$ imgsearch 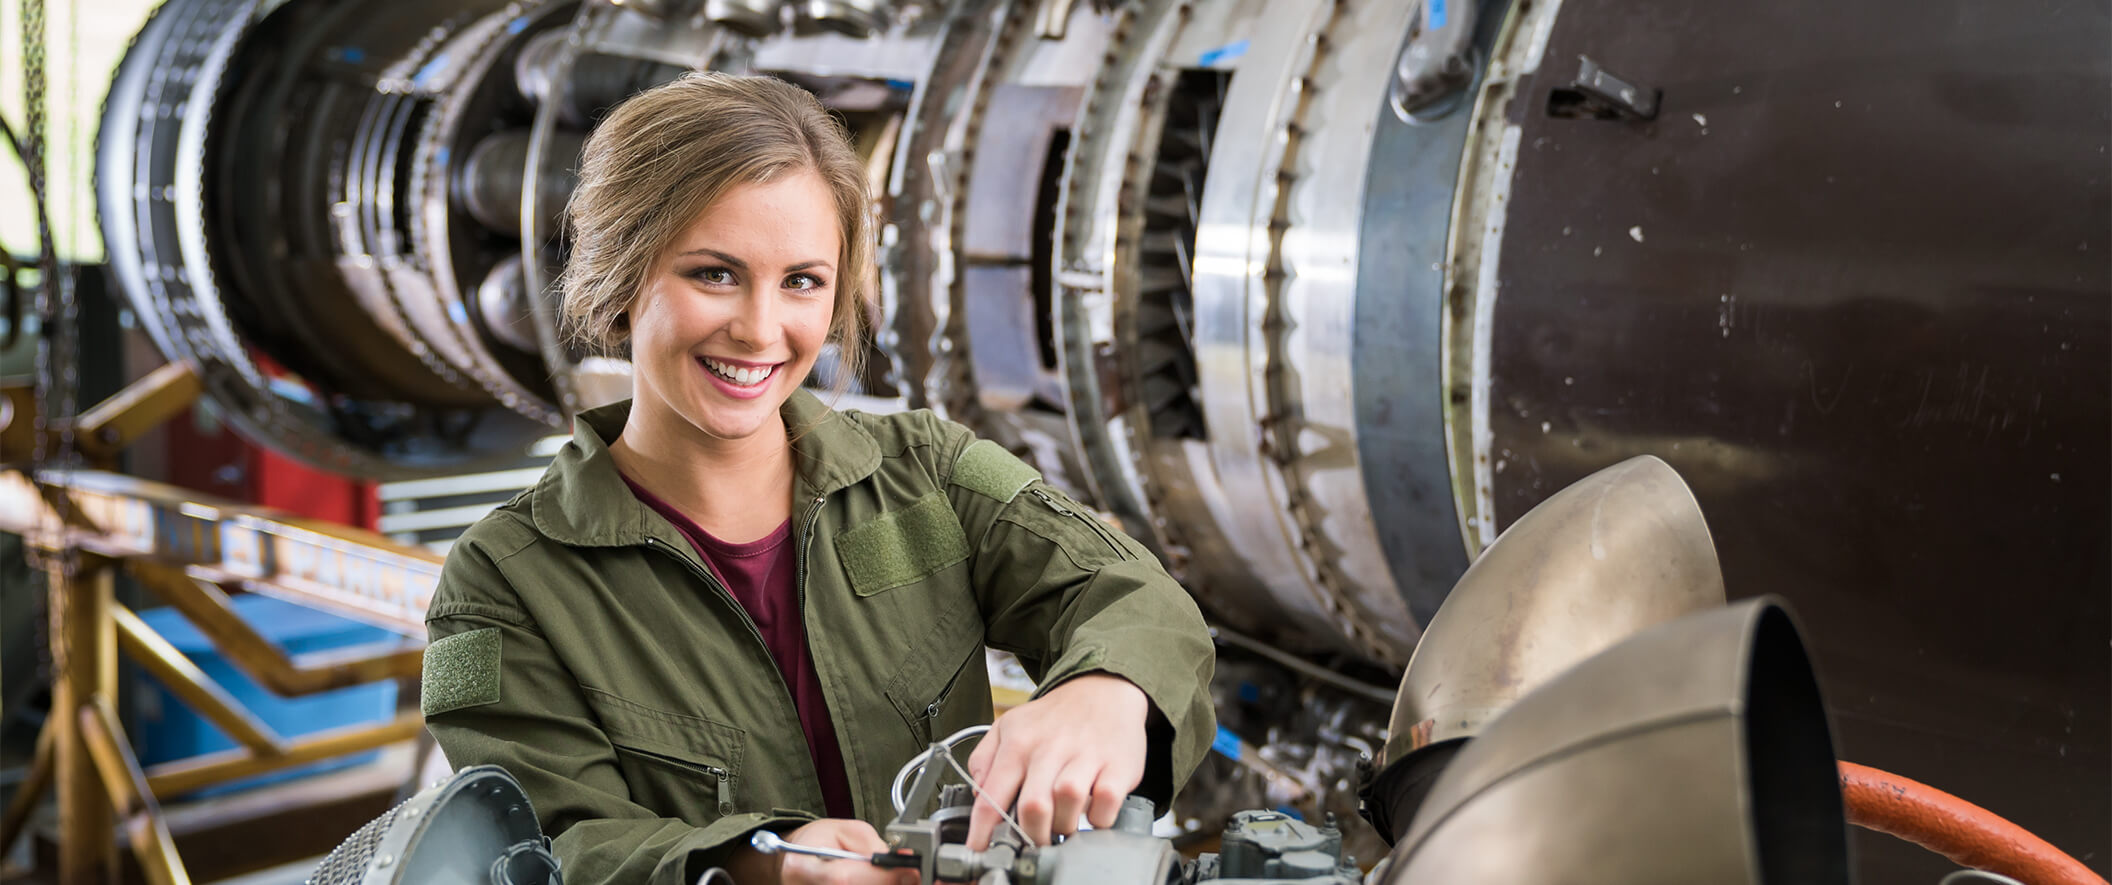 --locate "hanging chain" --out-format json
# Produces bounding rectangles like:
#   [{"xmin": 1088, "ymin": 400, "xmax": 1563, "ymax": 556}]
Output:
[{"xmin": 24, "ymin": 0, "xmax": 80, "ymax": 684}]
